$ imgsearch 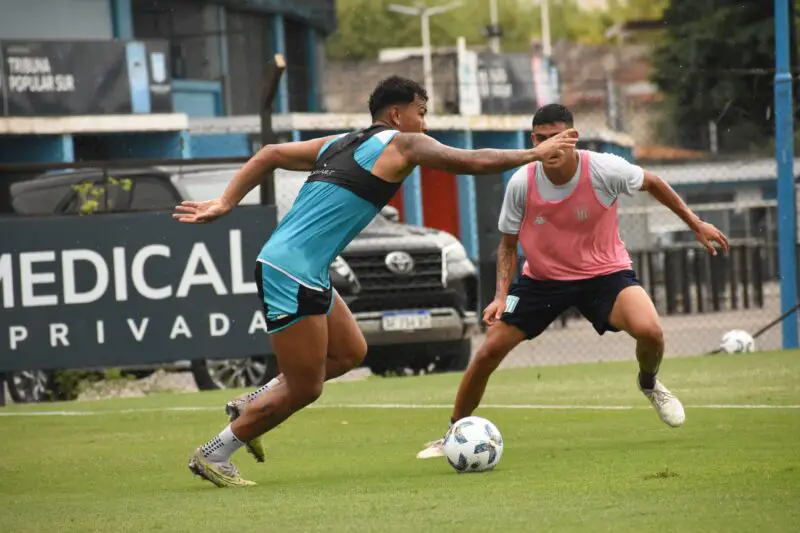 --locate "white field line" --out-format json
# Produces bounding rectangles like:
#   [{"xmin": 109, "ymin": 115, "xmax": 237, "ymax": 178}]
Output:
[{"xmin": 0, "ymin": 403, "xmax": 799, "ymax": 417}]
